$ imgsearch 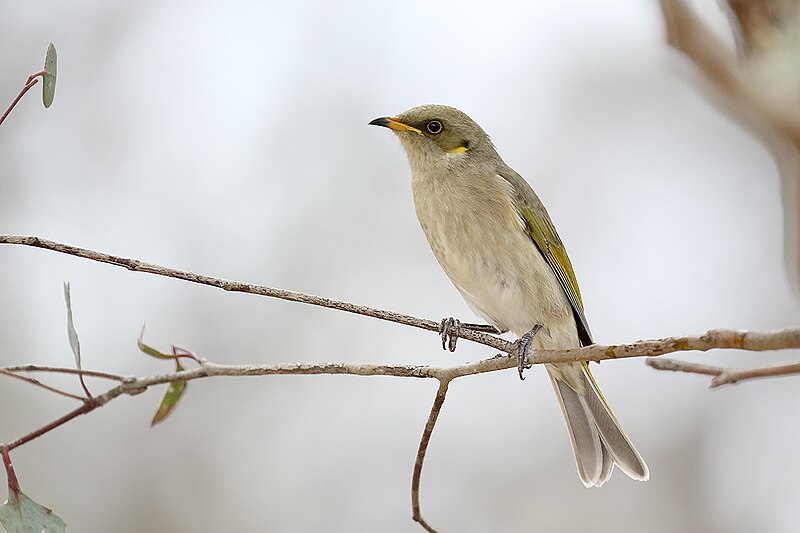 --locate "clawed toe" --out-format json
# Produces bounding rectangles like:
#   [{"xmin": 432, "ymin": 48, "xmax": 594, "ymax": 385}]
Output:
[
  {"xmin": 515, "ymin": 324, "xmax": 543, "ymax": 380},
  {"xmin": 439, "ymin": 319, "xmax": 505, "ymax": 353},
  {"xmin": 439, "ymin": 317, "xmax": 461, "ymax": 352}
]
